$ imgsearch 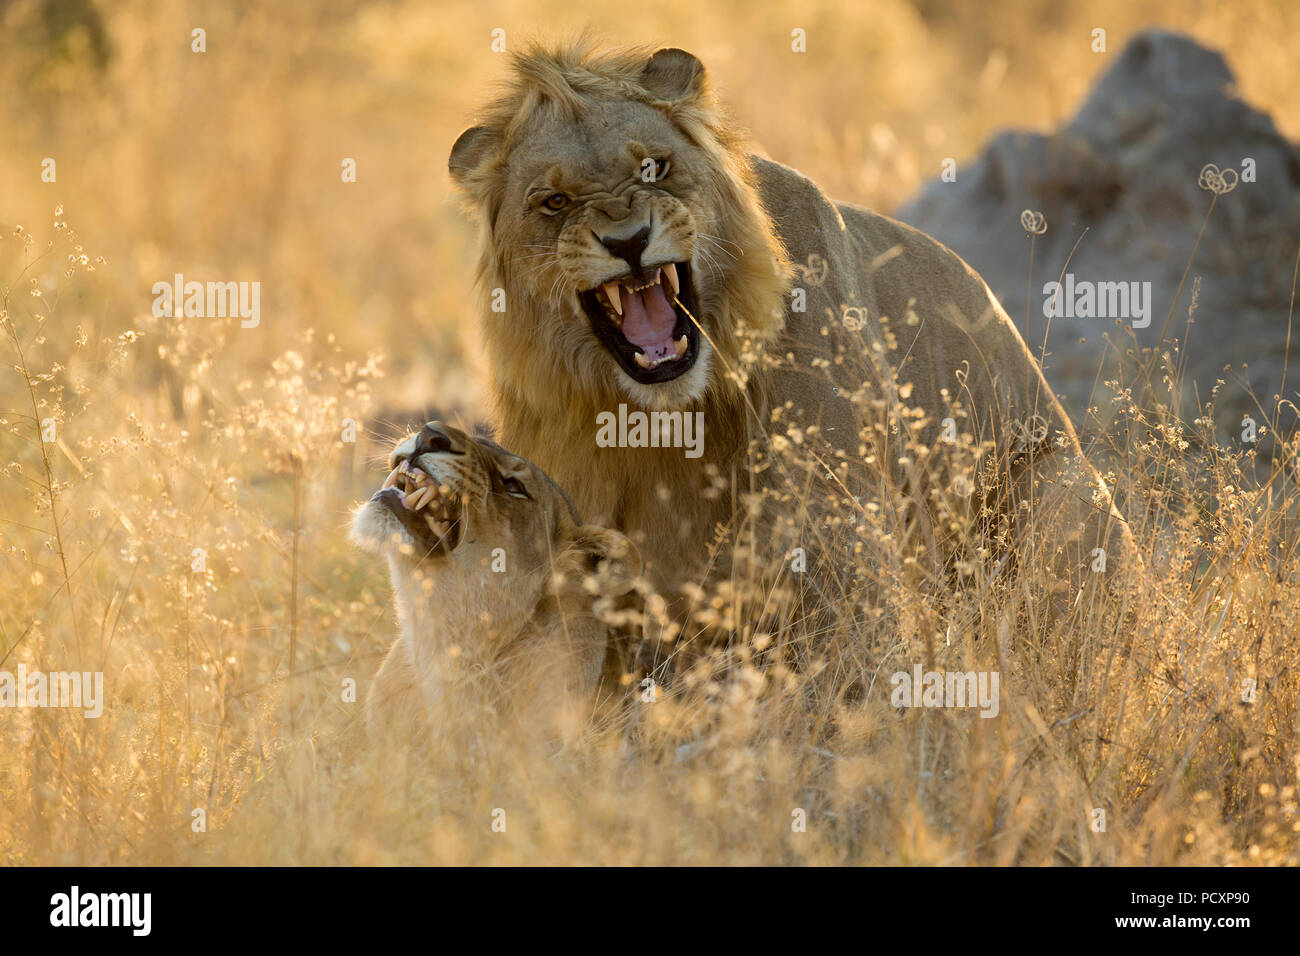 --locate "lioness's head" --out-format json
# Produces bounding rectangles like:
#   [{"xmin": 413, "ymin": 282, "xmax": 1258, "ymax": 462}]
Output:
[
  {"xmin": 351, "ymin": 422, "xmax": 635, "ymax": 628},
  {"xmin": 449, "ymin": 41, "xmax": 789, "ymax": 412}
]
